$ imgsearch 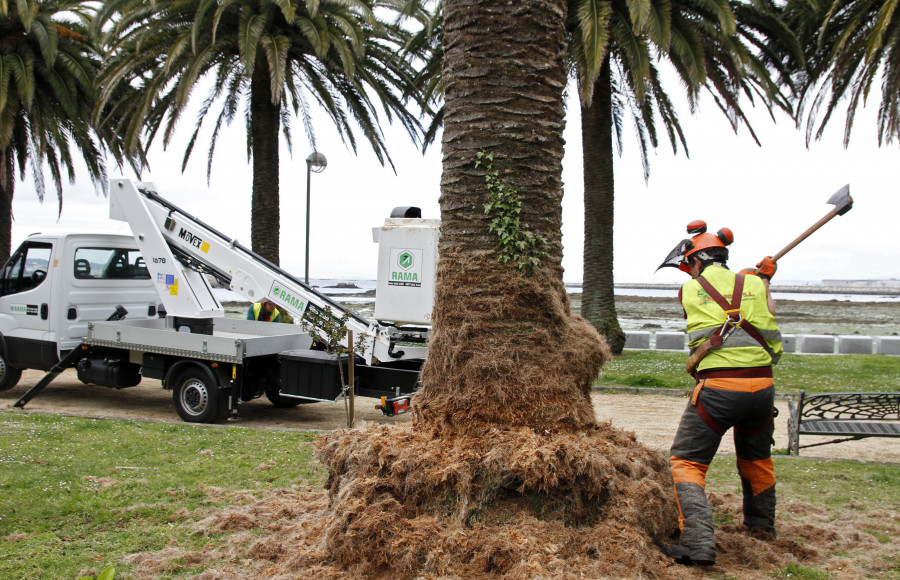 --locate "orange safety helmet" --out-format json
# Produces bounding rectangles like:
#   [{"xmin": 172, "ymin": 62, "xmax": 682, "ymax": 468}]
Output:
[{"xmin": 657, "ymin": 220, "xmax": 734, "ymax": 274}]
